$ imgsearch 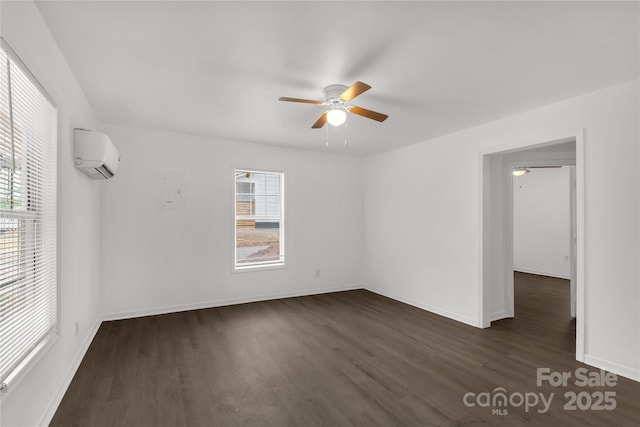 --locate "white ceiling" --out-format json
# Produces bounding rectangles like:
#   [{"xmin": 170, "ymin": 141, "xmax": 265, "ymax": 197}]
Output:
[{"xmin": 35, "ymin": 1, "xmax": 638, "ymax": 156}]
